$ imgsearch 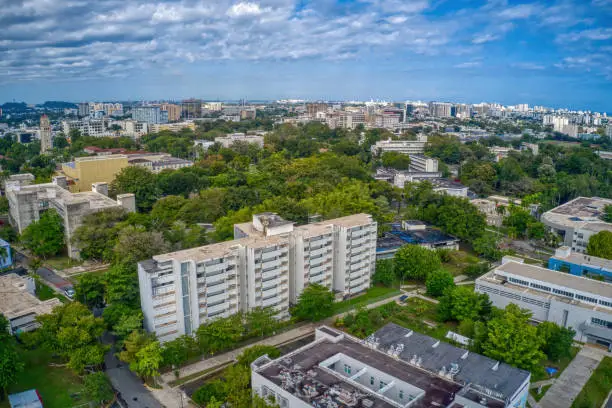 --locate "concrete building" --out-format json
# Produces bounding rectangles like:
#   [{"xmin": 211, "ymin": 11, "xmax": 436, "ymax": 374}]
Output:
[
  {"xmin": 476, "ymin": 257, "xmax": 612, "ymax": 349},
  {"xmin": 338, "ymin": 112, "xmax": 366, "ymax": 129},
  {"xmin": 160, "ymin": 103, "xmax": 181, "ymax": 122},
  {"xmin": 376, "ymin": 221, "xmax": 459, "ymax": 259},
  {"xmin": 137, "ymin": 213, "xmax": 377, "ymax": 342},
  {"xmin": 39, "ymin": 114, "xmax": 52, "ymax": 153},
  {"xmin": 215, "ymin": 133, "xmax": 264, "ymax": 148},
  {"xmin": 0, "ymin": 273, "xmax": 62, "ymax": 334},
  {"xmin": 549, "ymin": 246, "xmax": 612, "ymax": 282},
  {"xmin": 408, "ymin": 155, "xmax": 438, "ymax": 172},
  {"xmin": 470, "ymin": 196, "xmax": 522, "ymax": 227},
  {"xmin": 78, "ymin": 102, "xmax": 90, "ymax": 117},
  {"xmin": 252, "ymin": 324, "xmax": 531, "ymax": 408},
  {"xmin": 129, "ymin": 156, "xmax": 193, "ymax": 173},
  {"xmin": 62, "ymin": 119, "xmax": 112, "ymax": 138},
  {"xmin": 5, "ymin": 174, "xmax": 135, "ymax": 258},
  {"xmin": 59, "ymin": 155, "xmax": 129, "ymax": 192},
  {"xmin": 181, "ymin": 99, "xmax": 202, "ymax": 119},
  {"xmin": 149, "ymin": 121, "xmax": 196, "ymax": 133},
  {"xmin": 306, "ymin": 103, "xmax": 328, "ymax": 117},
  {"xmin": 123, "ymin": 120, "xmax": 149, "ymax": 138},
  {"xmin": 429, "ymin": 102, "xmax": 453, "ymax": 118},
  {"xmin": 131, "ymin": 106, "xmax": 168, "ymax": 124},
  {"xmin": 541, "ymin": 197, "xmax": 612, "ymax": 252},
  {"xmin": 371, "ymin": 138, "xmax": 427, "ymax": 156},
  {"xmin": 489, "ymin": 146, "xmax": 517, "ymax": 162}
]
